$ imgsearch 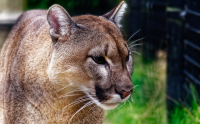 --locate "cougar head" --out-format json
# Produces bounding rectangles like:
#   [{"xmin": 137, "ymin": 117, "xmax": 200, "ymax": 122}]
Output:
[{"xmin": 47, "ymin": 1, "xmax": 133, "ymax": 110}]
